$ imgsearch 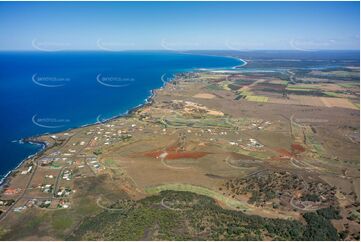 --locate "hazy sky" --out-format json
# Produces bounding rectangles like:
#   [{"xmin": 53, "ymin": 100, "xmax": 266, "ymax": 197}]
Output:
[{"xmin": 0, "ymin": 1, "xmax": 359, "ymax": 51}]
